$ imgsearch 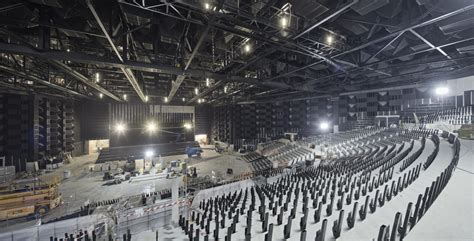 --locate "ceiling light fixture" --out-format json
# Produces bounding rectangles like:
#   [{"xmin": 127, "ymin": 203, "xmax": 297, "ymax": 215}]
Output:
[
  {"xmin": 95, "ymin": 73, "xmax": 100, "ymax": 83},
  {"xmin": 280, "ymin": 16, "xmax": 288, "ymax": 28},
  {"xmin": 244, "ymin": 44, "xmax": 251, "ymax": 53},
  {"xmin": 326, "ymin": 35, "xmax": 334, "ymax": 45}
]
